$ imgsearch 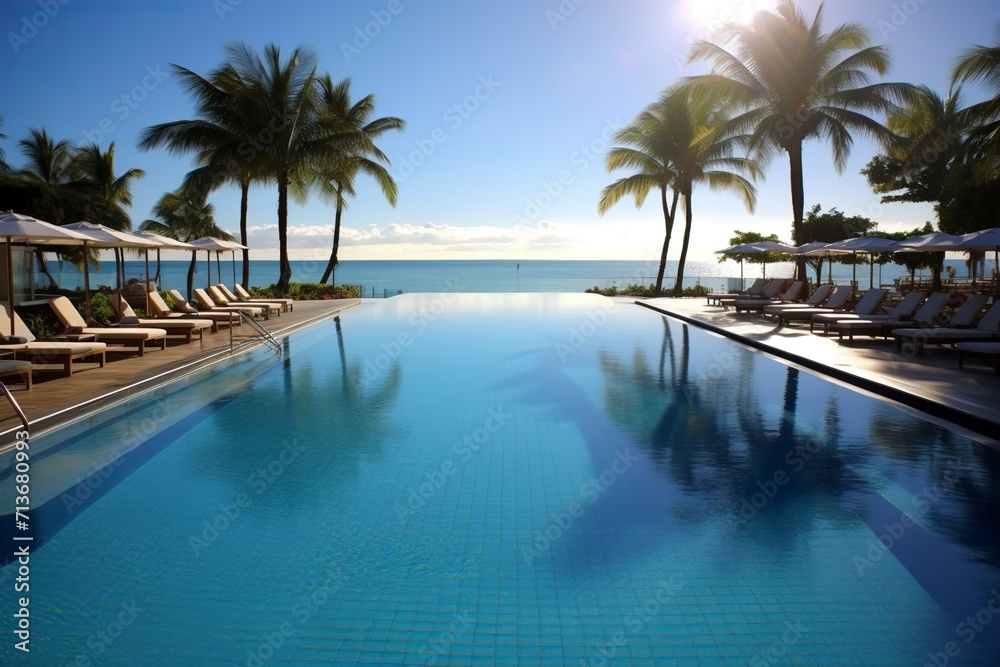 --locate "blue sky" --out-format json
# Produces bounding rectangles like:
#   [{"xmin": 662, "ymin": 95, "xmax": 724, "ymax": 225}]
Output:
[{"xmin": 2, "ymin": 0, "xmax": 997, "ymax": 262}]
